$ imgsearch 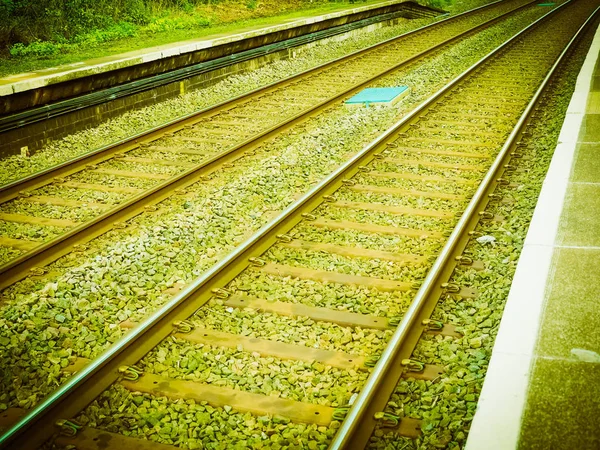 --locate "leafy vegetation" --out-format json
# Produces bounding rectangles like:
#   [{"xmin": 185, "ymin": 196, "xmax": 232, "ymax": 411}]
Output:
[{"xmin": 1, "ymin": 0, "xmax": 148, "ymax": 46}]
